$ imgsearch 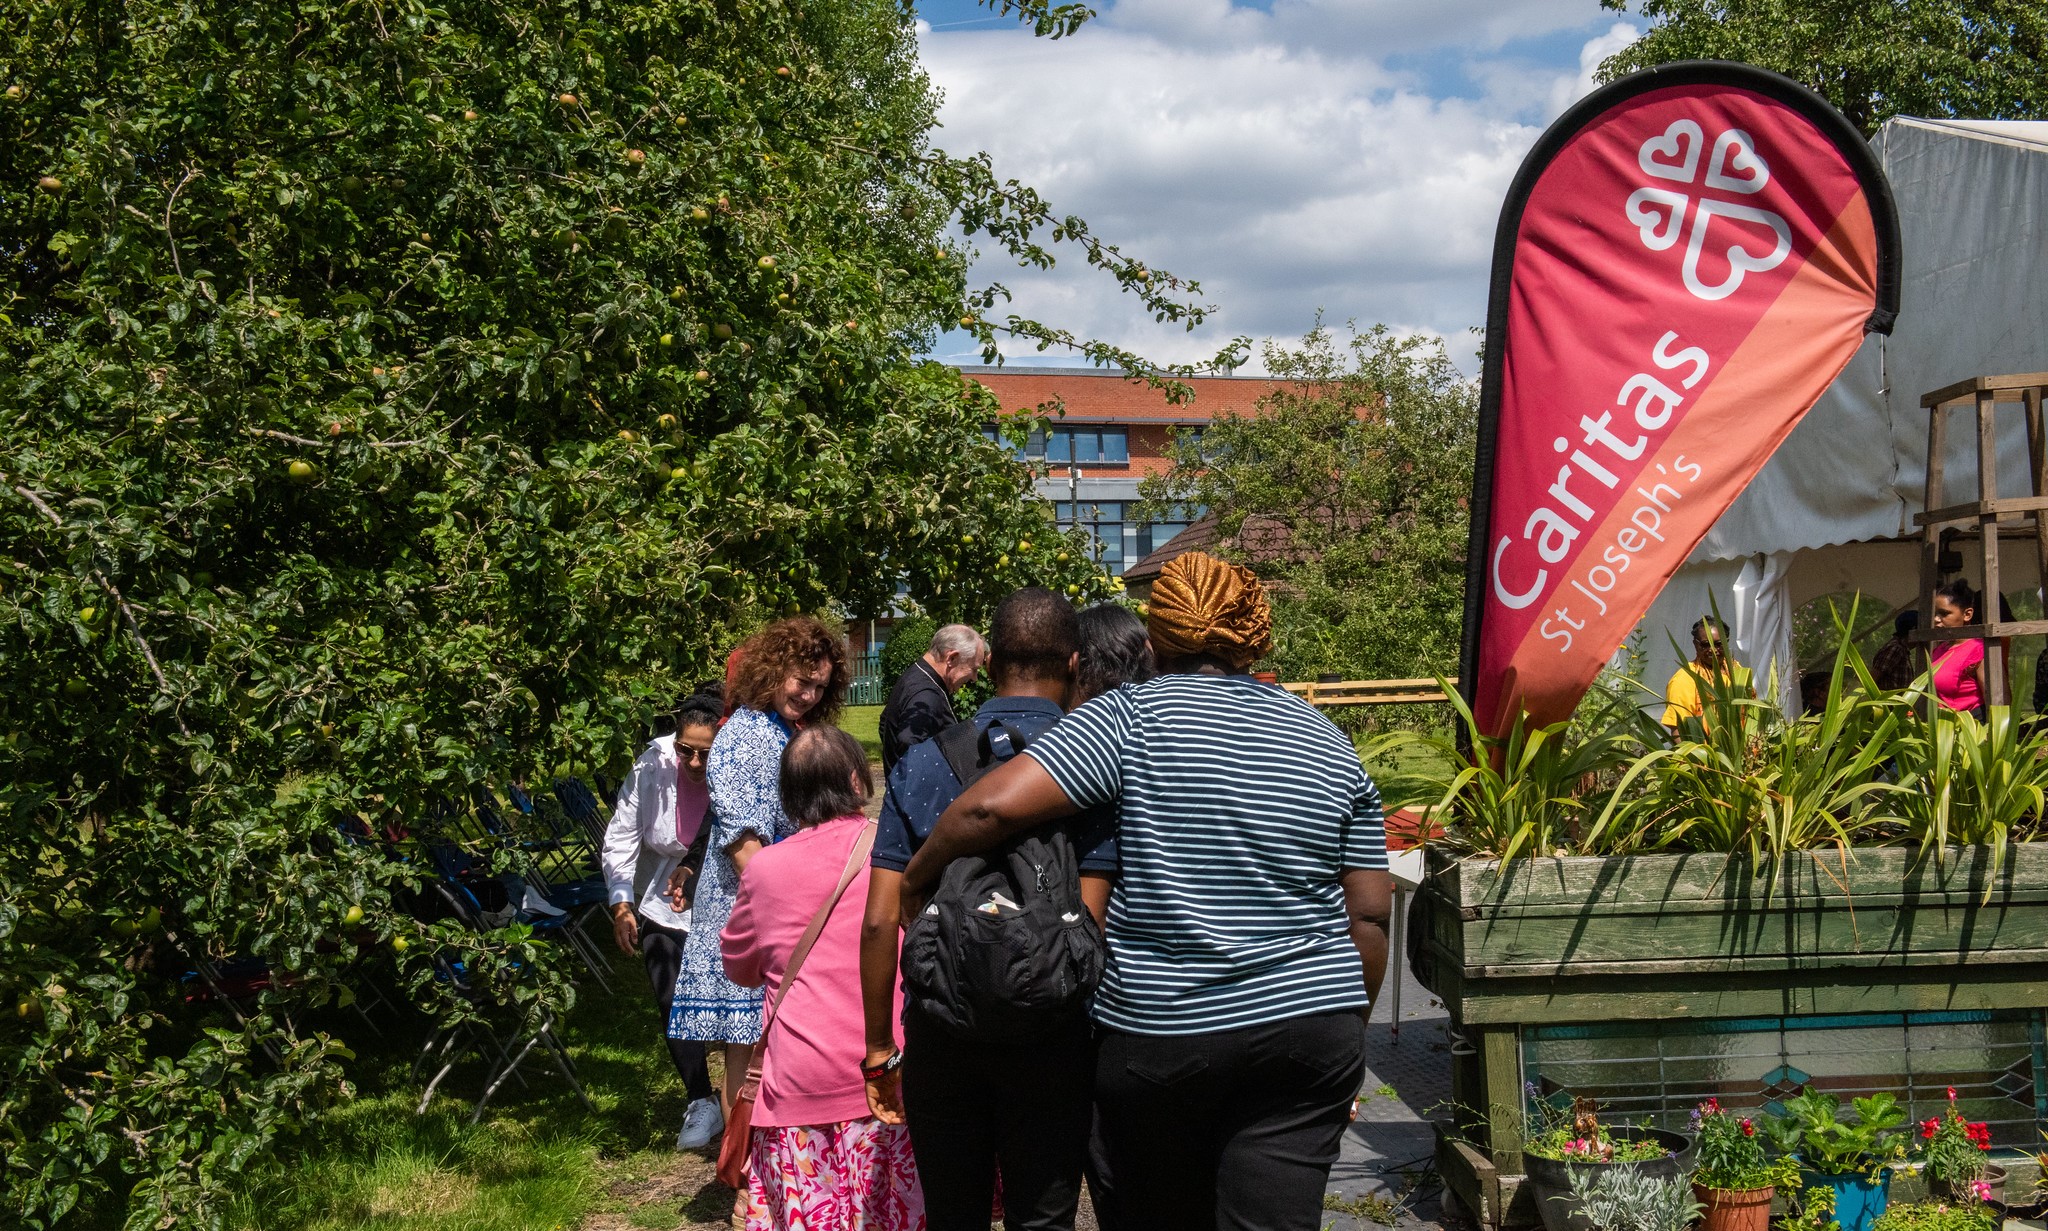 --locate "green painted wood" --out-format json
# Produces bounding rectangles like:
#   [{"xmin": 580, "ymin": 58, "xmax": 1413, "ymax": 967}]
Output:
[
  {"xmin": 1481, "ymin": 1026, "xmax": 1524, "ymax": 1173},
  {"xmin": 1448, "ymin": 968, "xmax": 2048, "ymax": 1024},
  {"xmin": 1419, "ymin": 846, "xmax": 2048, "ymax": 976}
]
